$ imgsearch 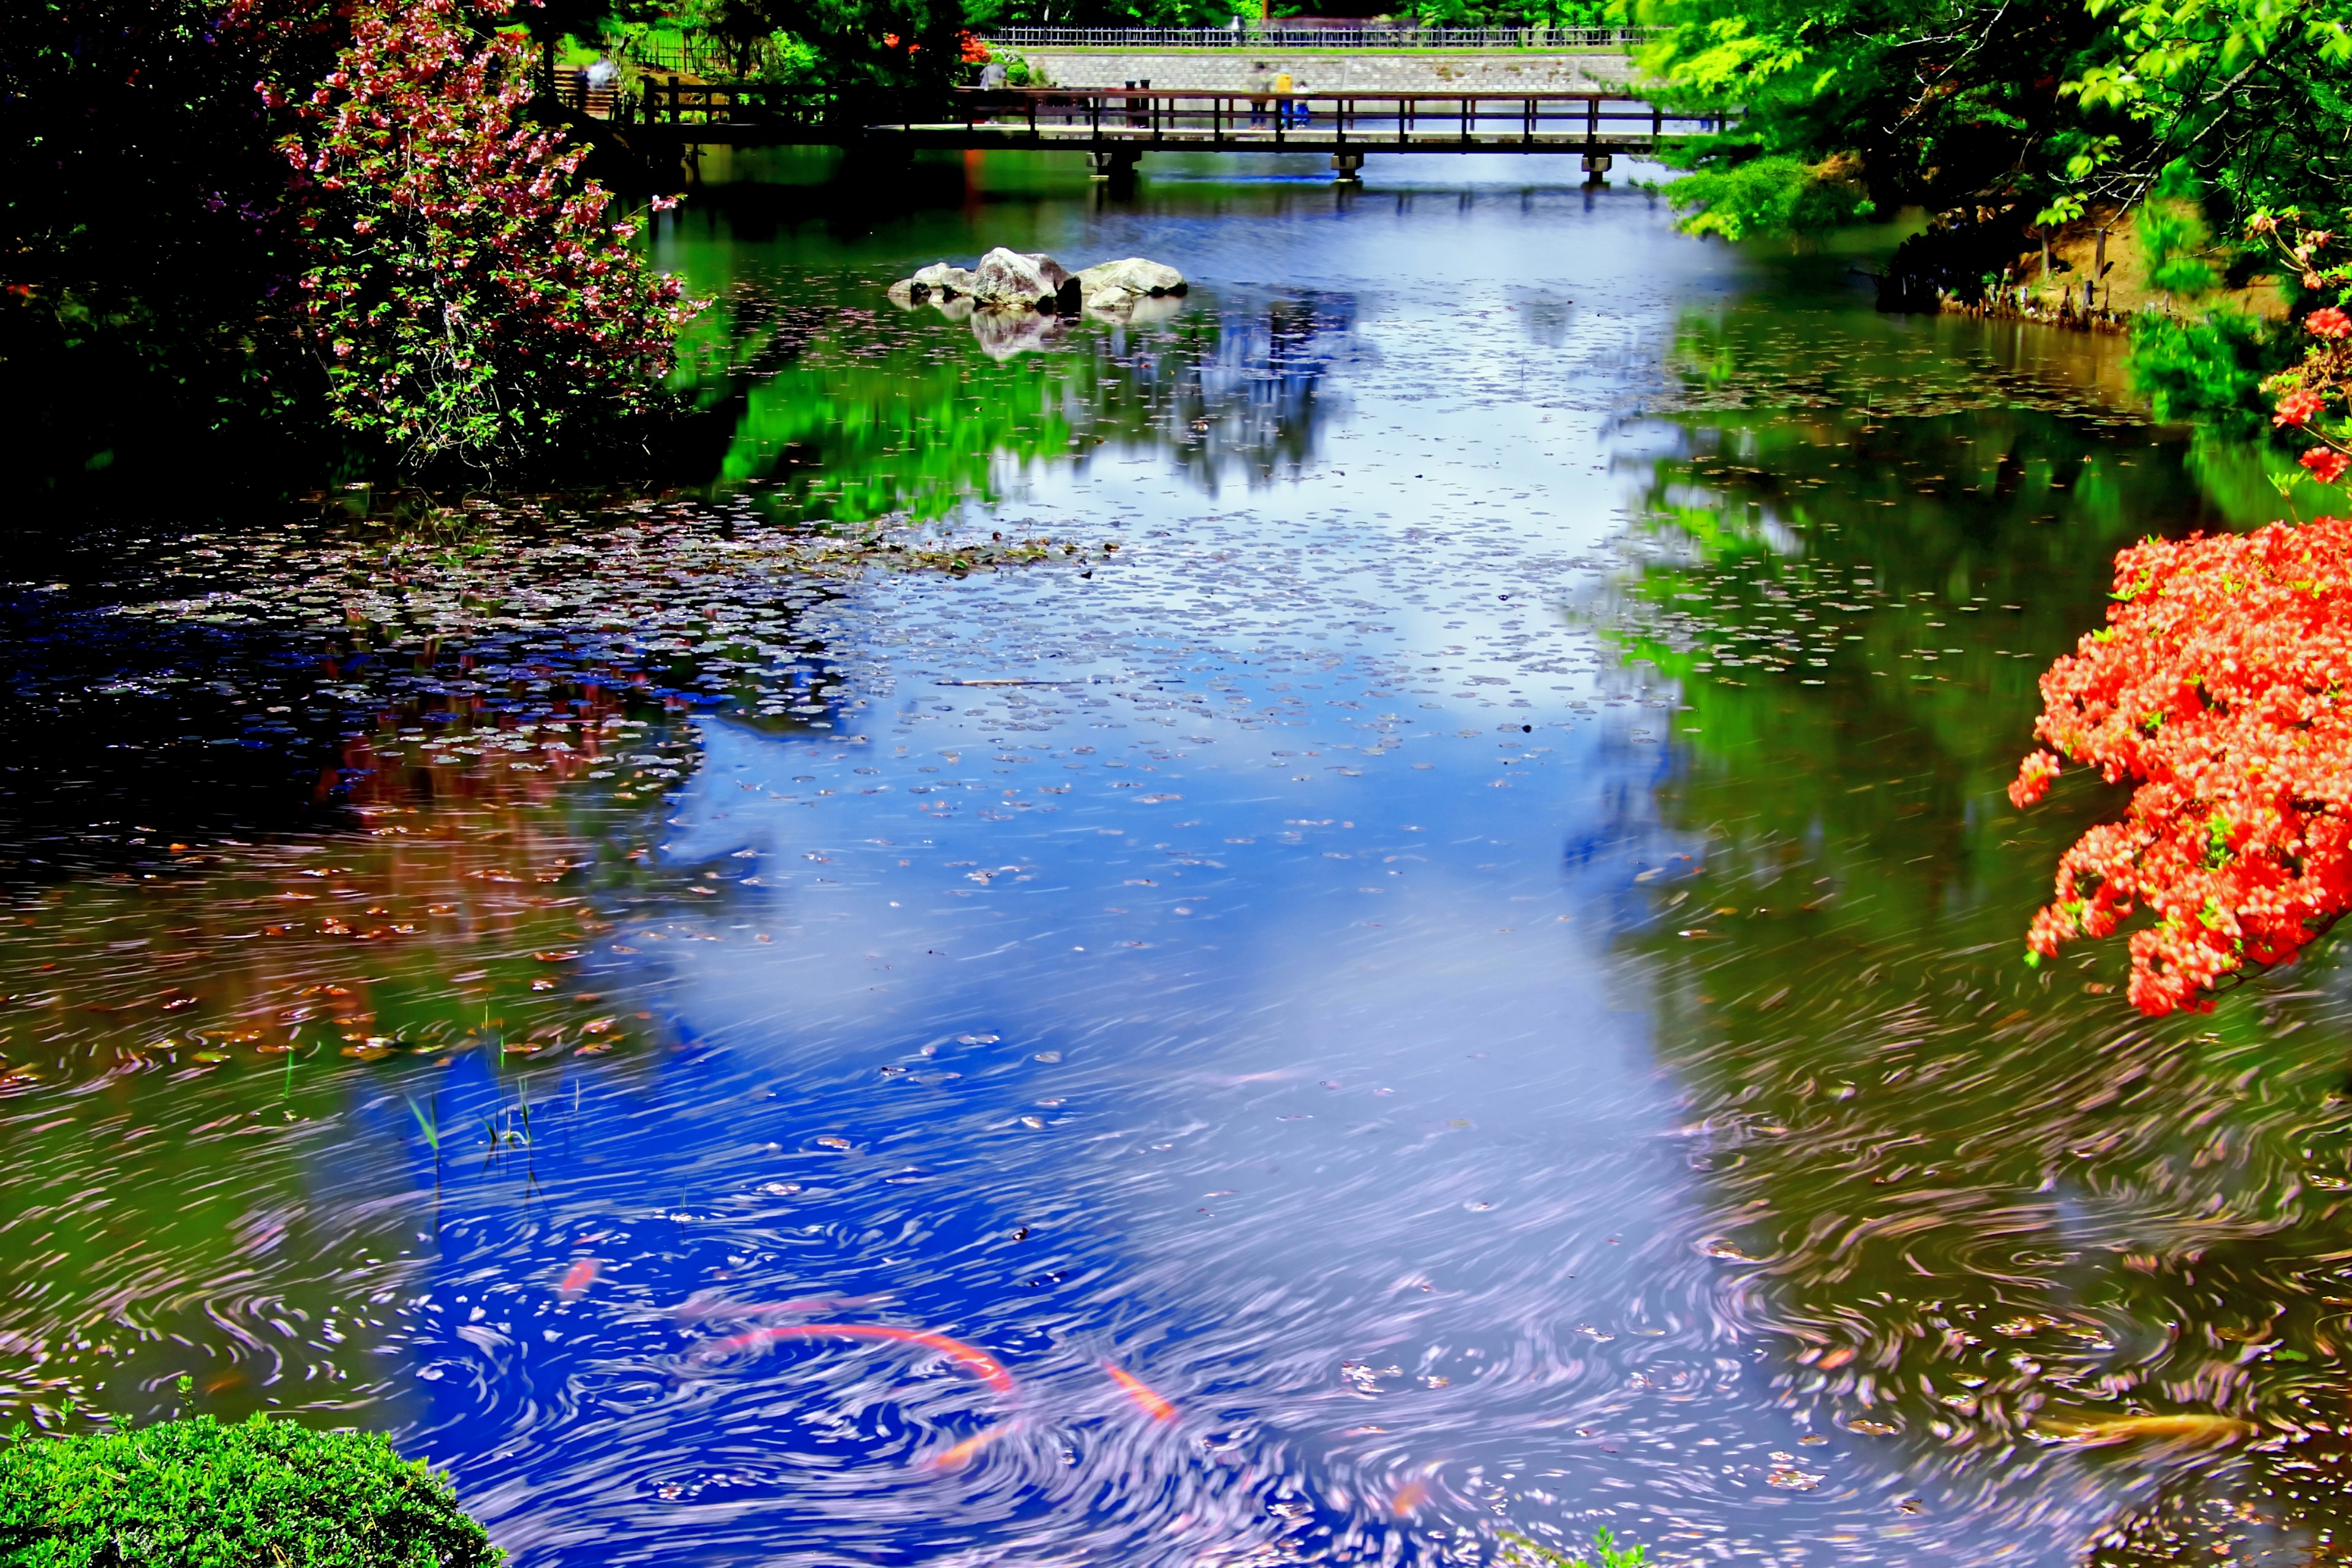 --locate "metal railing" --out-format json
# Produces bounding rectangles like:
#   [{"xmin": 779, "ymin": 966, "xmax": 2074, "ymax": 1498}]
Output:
[
  {"xmin": 635, "ymin": 78, "xmax": 836, "ymax": 126},
  {"xmin": 616, "ymin": 81, "xmax": 1732, "ymax": 148},
  {"xmin": 948, "ymin": 86, "xmax": 1713, "ymax": 144},
  {"xmin": 622, "ymin": 34, "xmax": 788, "ymax": 78},
  {"xmin": 981, "ymin": 24, "xmax": 1659, "ymax": 50}
]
